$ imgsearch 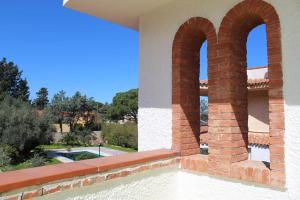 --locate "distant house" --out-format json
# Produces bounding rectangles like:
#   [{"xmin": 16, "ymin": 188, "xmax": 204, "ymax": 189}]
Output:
[
  {"xmin": 54, "ymin": 112, "xmax": 96, "ymax": 133},
  {"xmin": 200, "ymin": 67, "xmax": 270, "ymax": 162}
]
